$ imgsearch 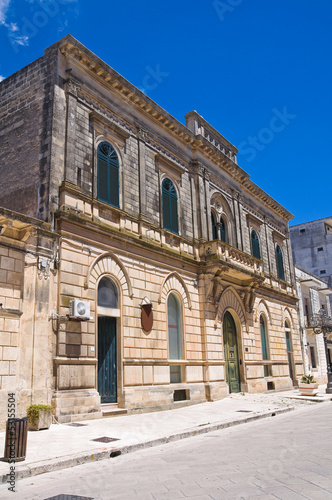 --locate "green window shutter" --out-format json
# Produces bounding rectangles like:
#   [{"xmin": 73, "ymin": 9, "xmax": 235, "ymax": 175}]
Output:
[
  {"xmin": 162, "ymin": 178, "xmax": 178, "ymax": 234},
  {"xmin": 97, "ymin": 142, "xmax": 119, "ymax": 207},
  {"xmin": 260, "ymin": 317, "xmax": 268, "ymax": 360},
  {"xmin": 109, "ymin": 163, "xmax": 119, "ymax": 207},
  {"xmin": 170, "ymin": 196, "xmax": 178, "ymax": 233},
  {"xmin": 168, "ymin": 293, "xmax": 181, "ymax": 360},
  {"xmin": 251, "ymin": 230, "xmax": 261, "ymax": 259},
  {"xmin": 162, "ymin": 190, "xmax": 171, "ymax": 230},
  {"xmin": 211, "ymin": 212, "xmax": 218, "ymax": 239},
  {"xmin": 97, "ymin": 155, "xmax": 109, "ymax": 202},
  {"xmin": 220, "ymin": 218, "xmax": 226, "ymax": 242},
  {"xmin": 276, "ymin": 245, "xmax": 285, "ymax": 281}
]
